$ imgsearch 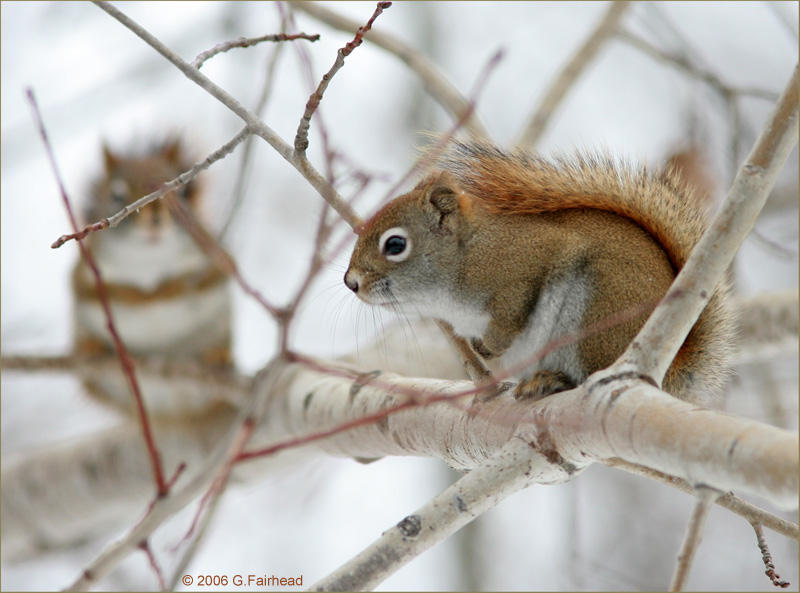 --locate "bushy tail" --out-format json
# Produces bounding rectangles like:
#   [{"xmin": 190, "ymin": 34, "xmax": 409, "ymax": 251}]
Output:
[{"xmin": 437, "ymin": 141, "xmax": 710, "ymax": 271}]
